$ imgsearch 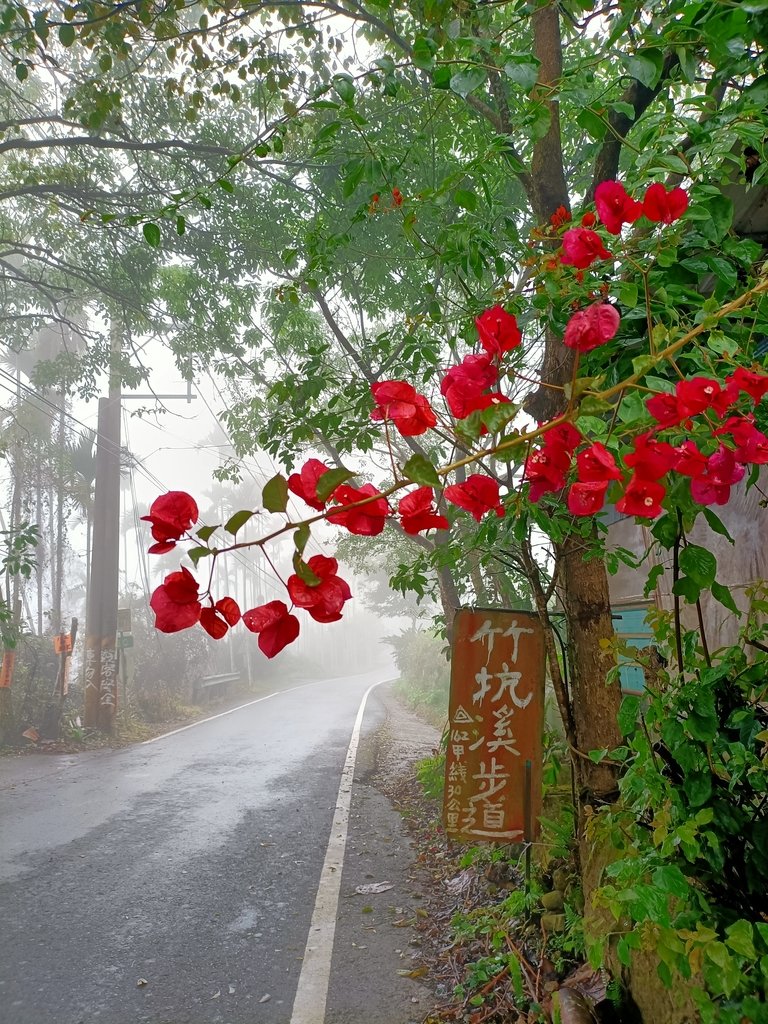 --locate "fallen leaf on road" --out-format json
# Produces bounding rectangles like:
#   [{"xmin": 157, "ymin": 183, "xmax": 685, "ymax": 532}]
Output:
[
  {"xmin": 211, "ymin": 990, "xmax": 220, "ymax": 999},
  {"xmin": 136, "ymin": 979, "xmax": 148, "ymax": 988},
  {"xmin": 354, "ymin": 882, "xmax": 394, "ymax": 895},
  {"xmin": 397, "ymin": 967, "xmax": 428, "ymax": 978},
  {"xmin": 259, "ymin": 994, "xmax": 271, "ymax": 1003}
]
